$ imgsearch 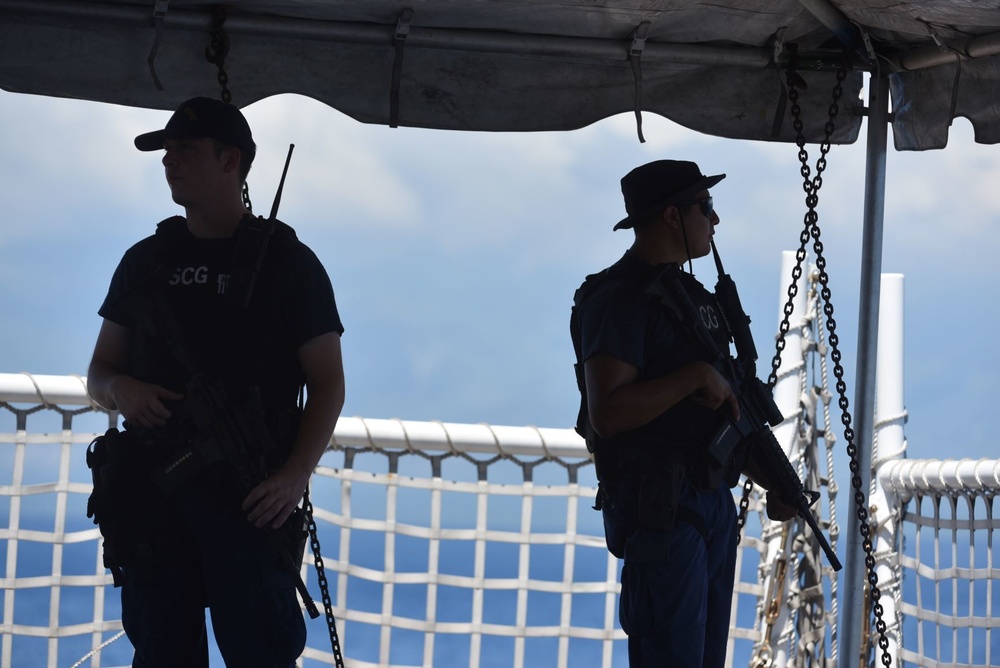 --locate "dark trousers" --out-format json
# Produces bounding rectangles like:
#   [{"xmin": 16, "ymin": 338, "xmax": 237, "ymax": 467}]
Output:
[
  {"xmin": 121, "ymin": 481, "xmax": 306, "ymax": 667},
  {"xmin": 618, "ymin": 483, "xmax": 738, "ymax": 668}
]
